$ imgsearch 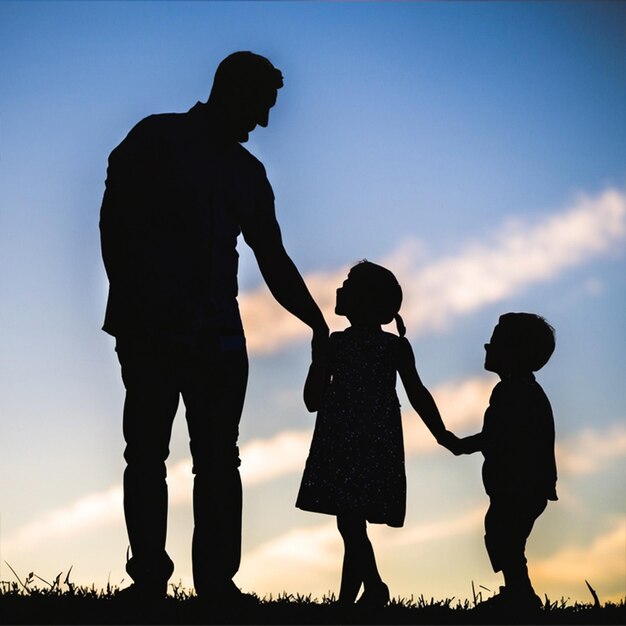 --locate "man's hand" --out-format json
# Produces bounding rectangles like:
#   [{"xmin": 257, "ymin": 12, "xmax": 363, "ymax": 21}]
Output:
[{"xmin": 311, "ymin": 326, "xmax": 330, "ymax": 363}]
